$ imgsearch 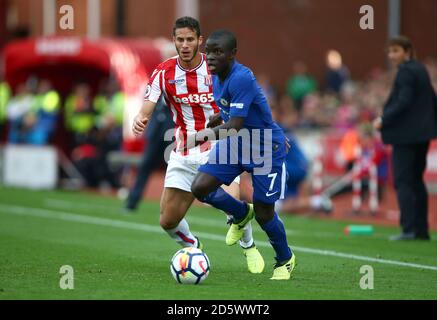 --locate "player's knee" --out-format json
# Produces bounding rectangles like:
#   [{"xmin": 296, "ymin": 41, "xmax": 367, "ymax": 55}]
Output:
[
  {"xmin": 191, "ymin": 179, "xmax": 207, "ymax": 200},
  {"xmin": 255, "ymin": 214, "xmax": 274, "ymax": 226},
  {"xmin": 254, "ymin": 202, "xmax": 275, "ymax": 225}
]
